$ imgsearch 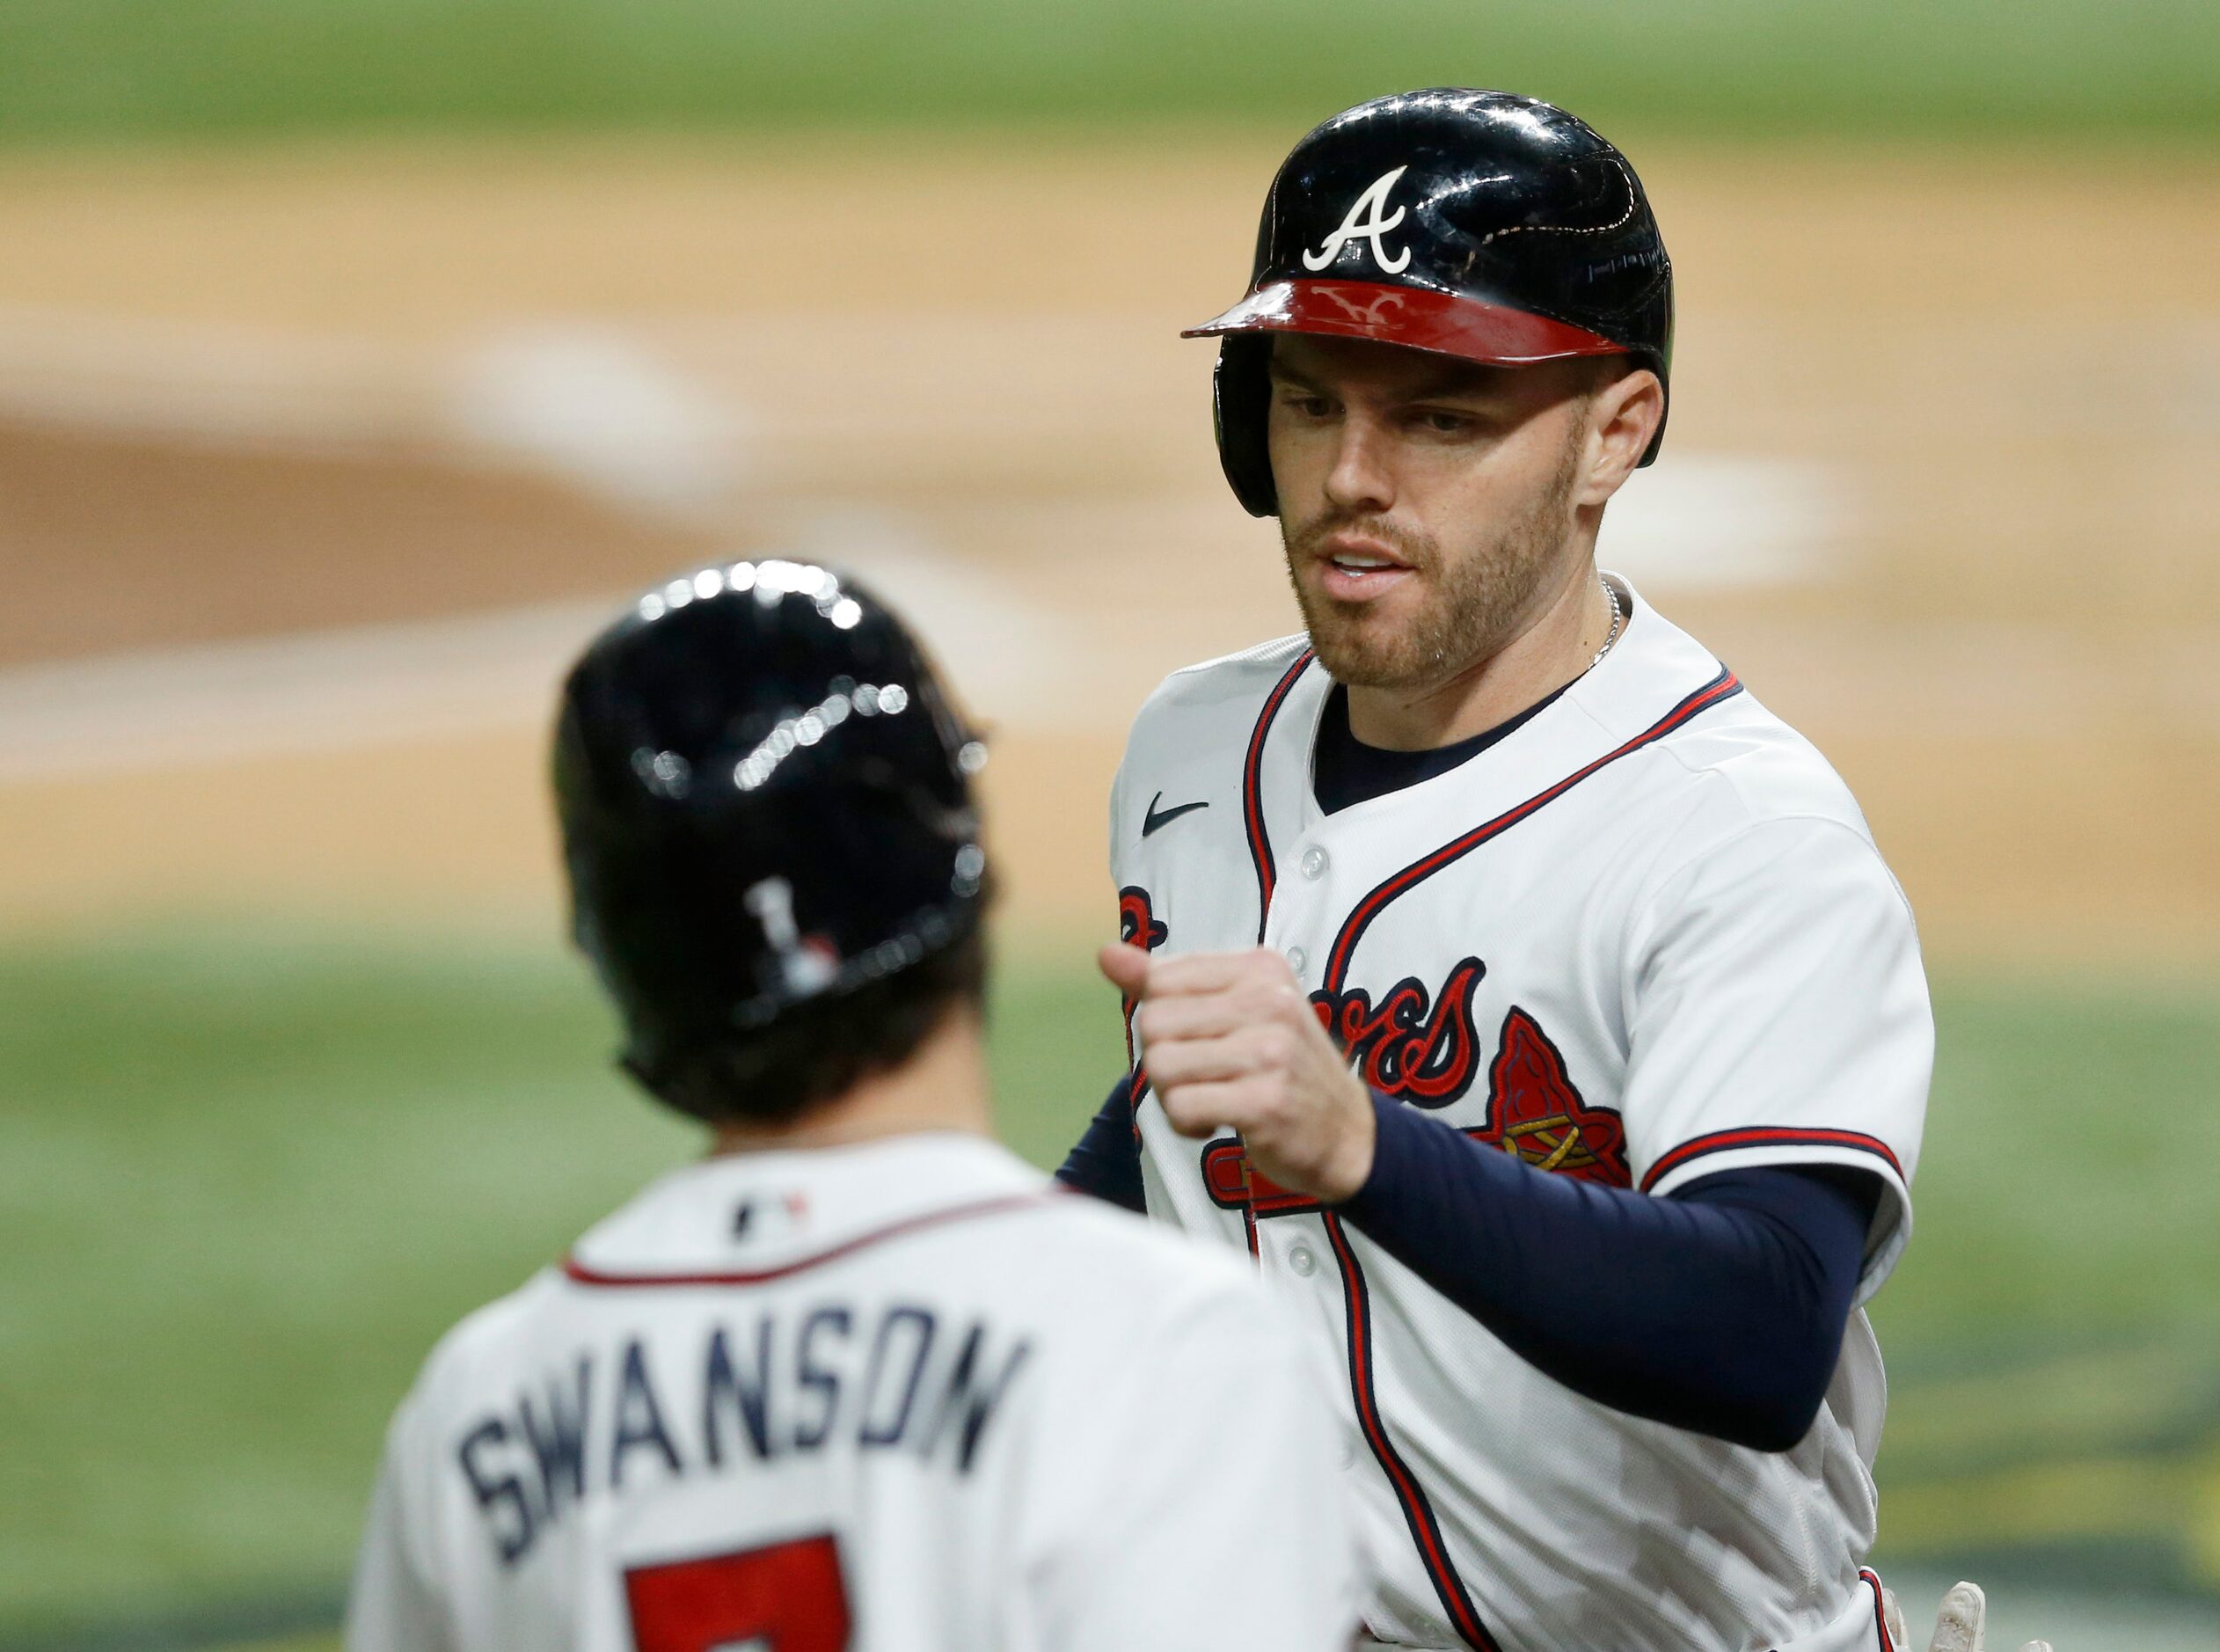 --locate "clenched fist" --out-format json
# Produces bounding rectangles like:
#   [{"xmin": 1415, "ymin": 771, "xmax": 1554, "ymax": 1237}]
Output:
[{"xmin": 1099, "ymin": 943, "xmax": 1377, "ymax": 1204}]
